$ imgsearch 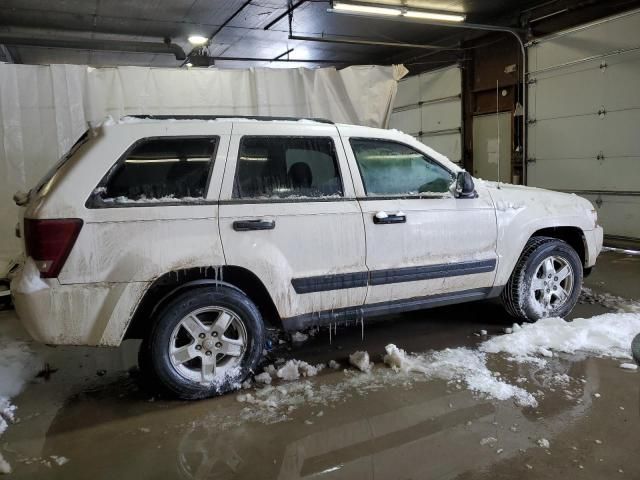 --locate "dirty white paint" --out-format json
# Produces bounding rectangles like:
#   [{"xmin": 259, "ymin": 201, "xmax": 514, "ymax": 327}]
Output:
[{"xmin": 12, "ymin": 118, "xmax": 603, "ymax": 347}]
